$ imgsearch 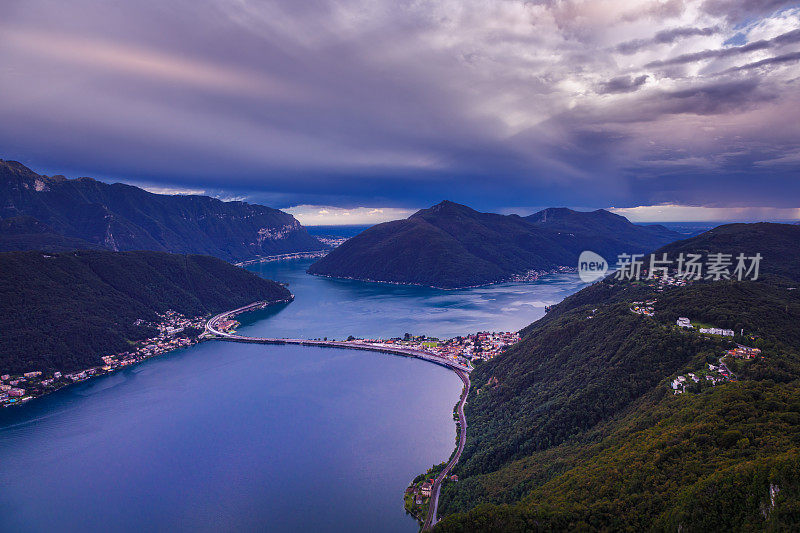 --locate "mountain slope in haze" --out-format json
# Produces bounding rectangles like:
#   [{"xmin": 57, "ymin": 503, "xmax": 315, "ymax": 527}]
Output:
[
  {"xmin": 525, "ymin": 207, "xmax": 680, "ymax": 260},
  {"xmin": 308, "ymin": 201, "xmax": 682, "ymax": 289},
  {"xmin": 0, "ymin": 159, "xmax": 325, "ymax": 261},
  {"xmin": 0, "ymin": 250, "xmax": 292, "ymax": 374},
  {"xmin": 0, "ymin": 215, "xmax": 105, "ymax": 252},
  {"xmin": 435, "ymin": 223, "xmax": 800, "ymax": 531}
]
